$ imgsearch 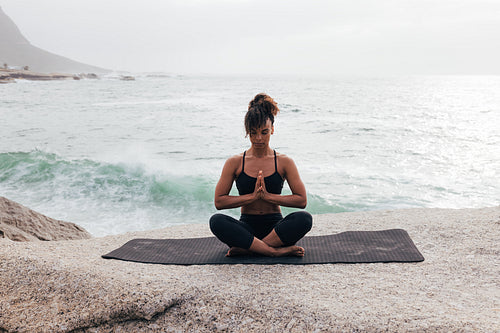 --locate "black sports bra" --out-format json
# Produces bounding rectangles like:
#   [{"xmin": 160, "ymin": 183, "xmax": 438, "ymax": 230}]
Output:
[{"xmin": 236, "ymin": 150, "xmax": 284, "ymax": 195}]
